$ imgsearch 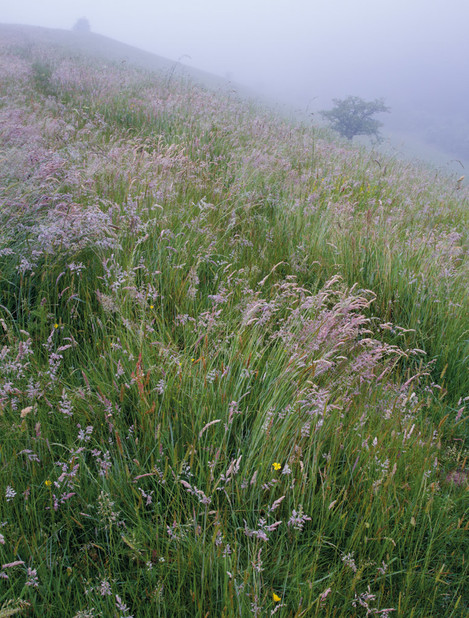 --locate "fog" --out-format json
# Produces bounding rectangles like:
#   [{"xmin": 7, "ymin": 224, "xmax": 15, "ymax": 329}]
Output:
[{"xmin": 4, "ymin": 0, "xmax": 469, "ymax": 168}]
